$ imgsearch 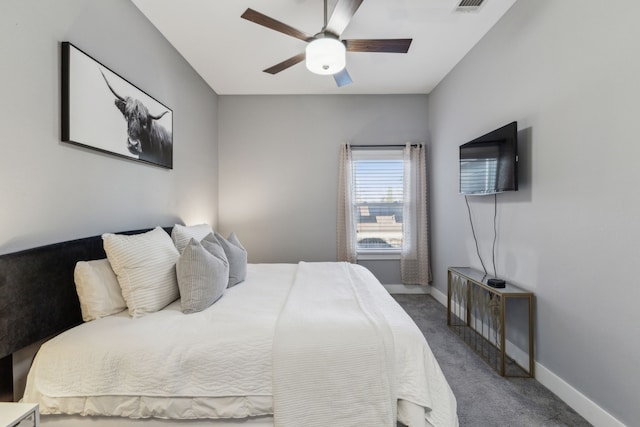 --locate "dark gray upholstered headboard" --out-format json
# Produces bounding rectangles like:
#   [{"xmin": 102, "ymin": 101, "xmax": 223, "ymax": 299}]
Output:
[{"xmin": 0, "ymin": 227, "xmax": 173, "ymax": 360}]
